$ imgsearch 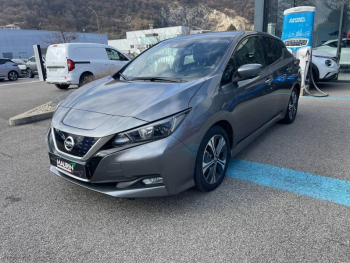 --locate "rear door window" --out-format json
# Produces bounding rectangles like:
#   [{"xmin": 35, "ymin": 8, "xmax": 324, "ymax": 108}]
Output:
[
  {"xmin": 262, "ymin": 37, "xmax": 282, "ymax": 66},
  {"xmin": 46, "ymin": 46, "xmax": 65, "ymax": 62}
]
